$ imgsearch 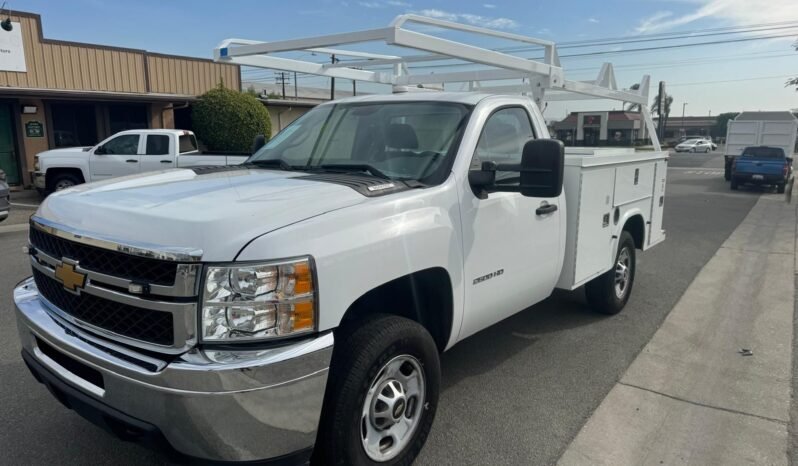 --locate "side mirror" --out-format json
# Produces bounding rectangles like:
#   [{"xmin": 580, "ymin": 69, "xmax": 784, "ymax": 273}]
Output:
[
  {"xmin": 787, "ymin": 157, "xmax": 793, "ymax": 164},
  {"xmin": 94, "ymin": 145, "xmax": 106, "ymax": 155},
  {"xmin": 251, "ymin": 134, "xmax": 266, "ymax": 154},
  {"xmin": 469, "ymin": 138, "xmax": 564, "ymax": 199}
]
